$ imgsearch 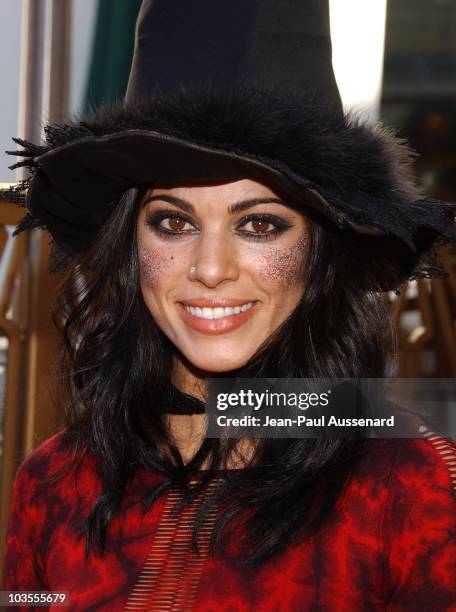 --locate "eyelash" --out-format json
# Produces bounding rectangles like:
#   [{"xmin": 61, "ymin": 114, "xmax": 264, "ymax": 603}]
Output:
[{"xmin": 145, "ymin": 210, "xmax": 292, "ymax": 241}]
